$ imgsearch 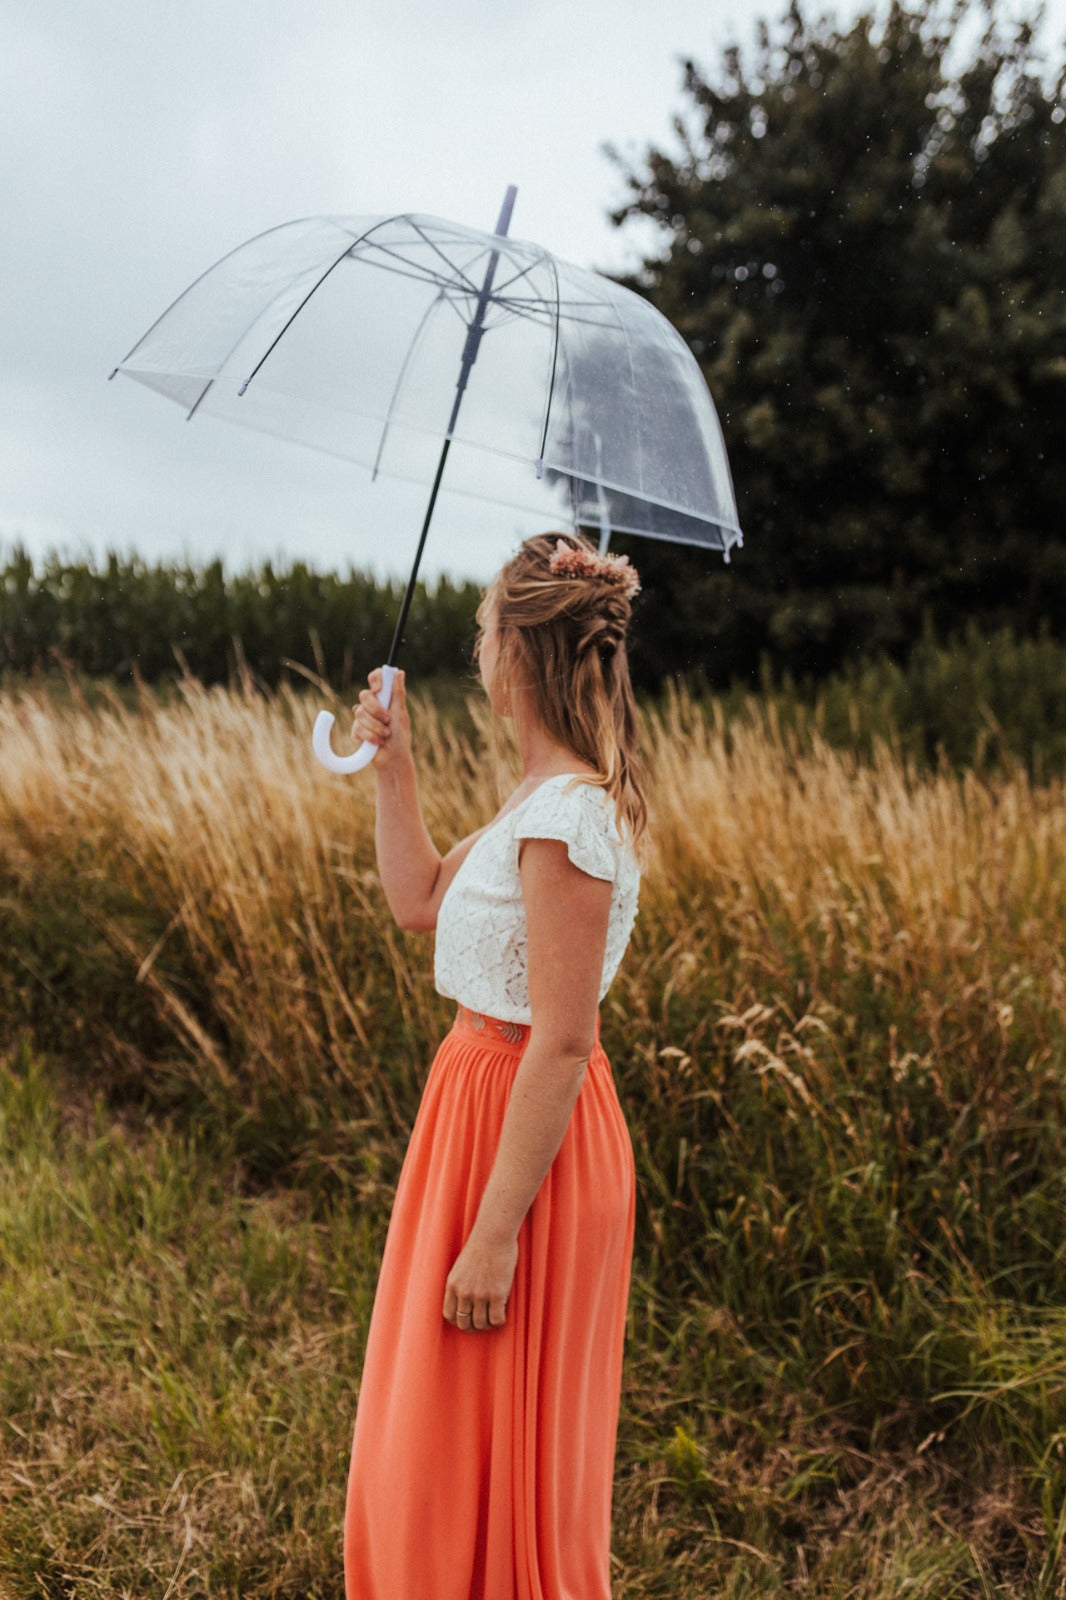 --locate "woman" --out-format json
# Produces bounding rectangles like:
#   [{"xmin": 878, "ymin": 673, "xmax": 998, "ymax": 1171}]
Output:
[{"xmin": 343, "ymin": 531, "xmax": 646, "ymax": 1600}]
